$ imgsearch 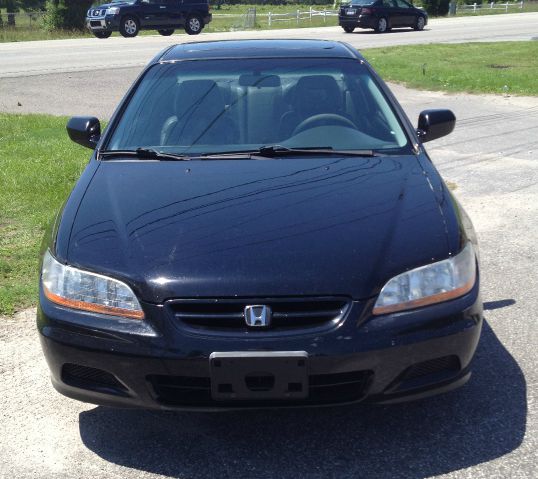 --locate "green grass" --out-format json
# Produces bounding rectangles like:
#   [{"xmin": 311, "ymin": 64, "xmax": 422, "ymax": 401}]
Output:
[
  {"xmin": 363, "ymin": 41, "xmax": 538, "ymax": 96},
  {"xmin": 0, "ymin": 114, "xmax": 90, "ymax": 315}
]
